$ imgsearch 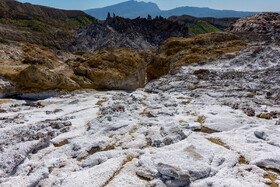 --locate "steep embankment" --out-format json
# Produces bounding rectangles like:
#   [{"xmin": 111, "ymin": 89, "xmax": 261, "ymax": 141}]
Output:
[{"xmin": 0, "ymin": 0, "xmax": 95, "ymax": 48}]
